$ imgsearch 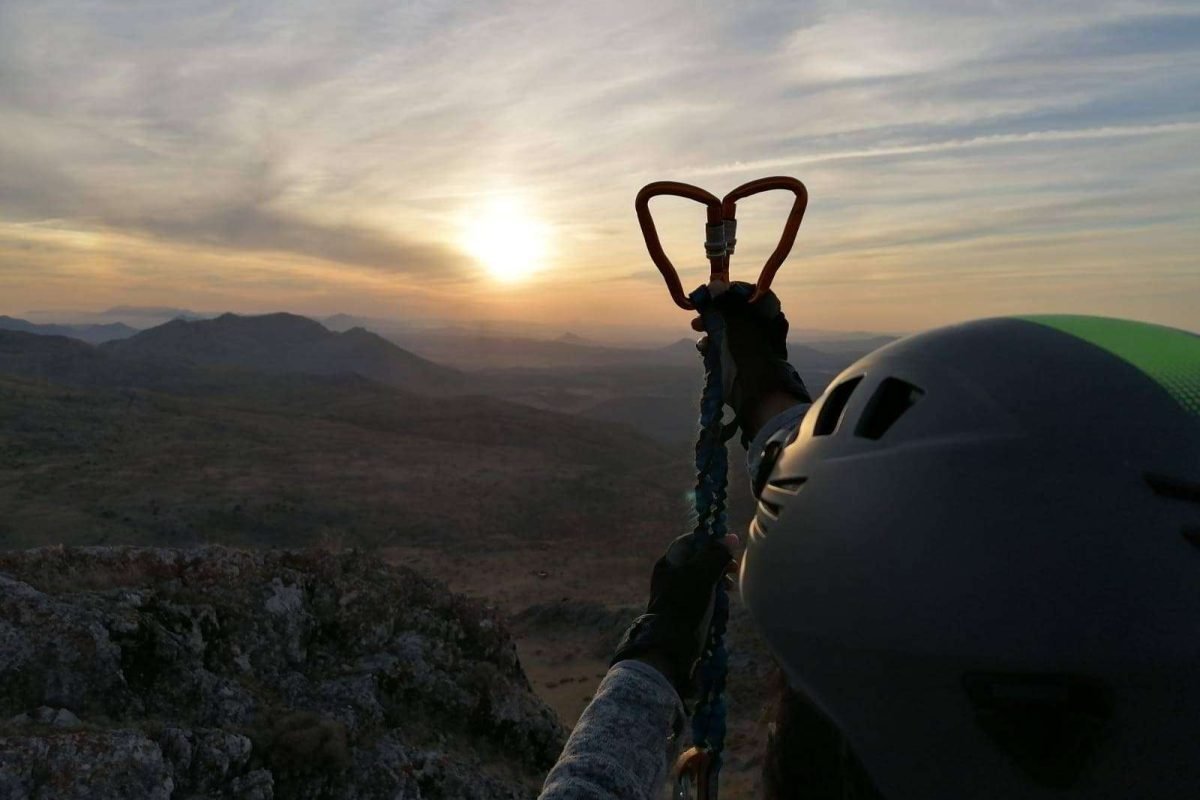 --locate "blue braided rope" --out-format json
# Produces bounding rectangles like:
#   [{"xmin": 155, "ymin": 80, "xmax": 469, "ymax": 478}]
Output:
[{"xmin": 687, "ymin": 283, "xmax": 745, "ymax": 797}]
